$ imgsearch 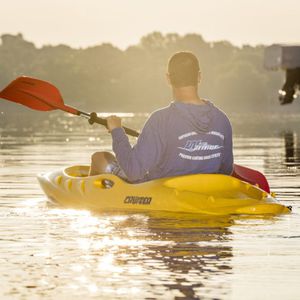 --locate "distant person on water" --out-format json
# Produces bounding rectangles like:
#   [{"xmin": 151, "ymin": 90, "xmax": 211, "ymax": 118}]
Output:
[{"xmin": 89, "ymin": 51, "xmax": 233, "ymax": 182}]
